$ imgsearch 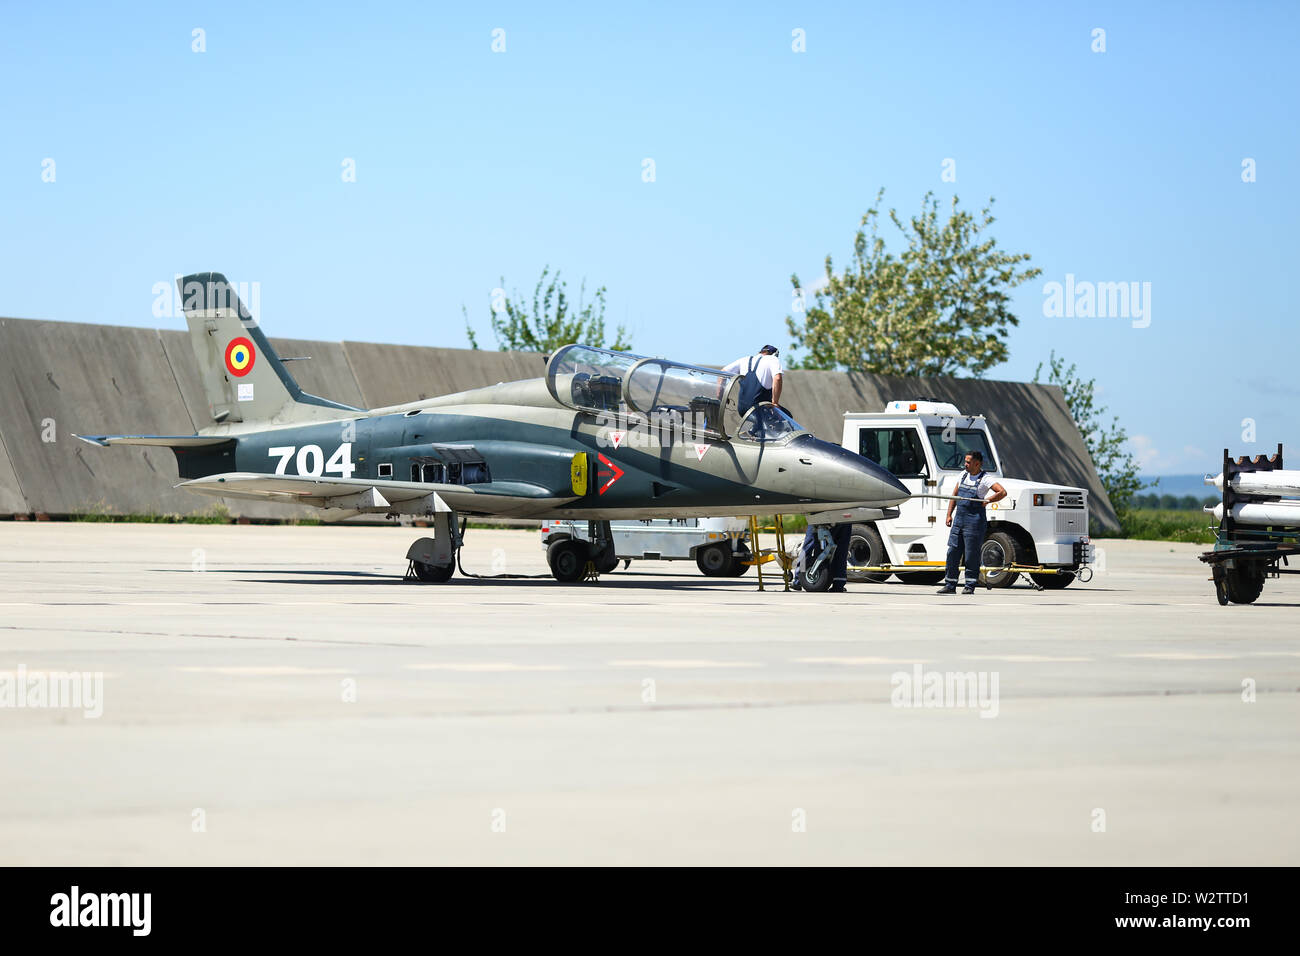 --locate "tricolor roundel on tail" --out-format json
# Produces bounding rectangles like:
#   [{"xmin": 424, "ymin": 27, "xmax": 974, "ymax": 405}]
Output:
[{"xmin": 224, "ymin": 337, "xmax": 256, "ymax": 377}]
